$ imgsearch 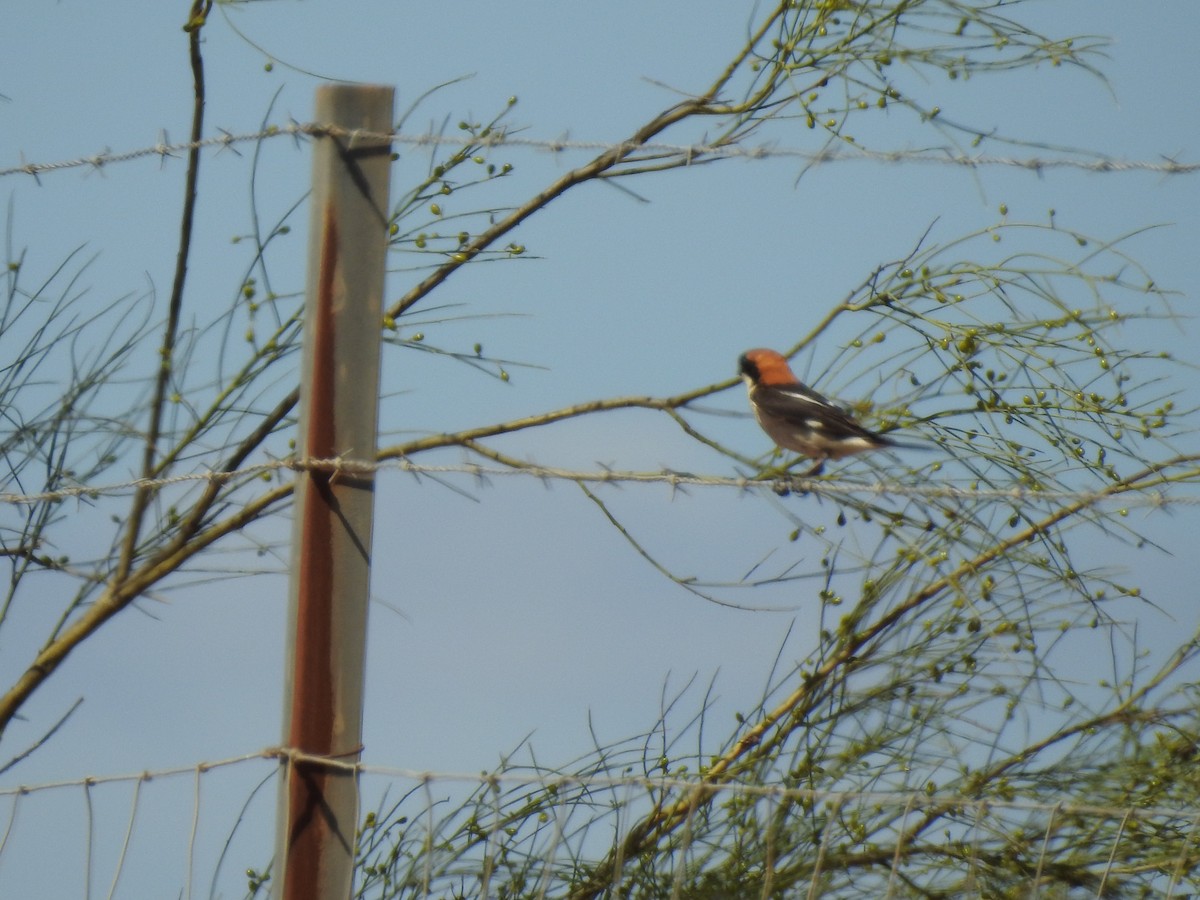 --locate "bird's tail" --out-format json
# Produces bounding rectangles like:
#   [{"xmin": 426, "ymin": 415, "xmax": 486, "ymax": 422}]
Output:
[{"xmin": 881, "ymin": 435, "xmax": 933, "ymax": 452}]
